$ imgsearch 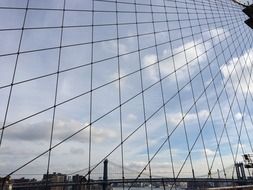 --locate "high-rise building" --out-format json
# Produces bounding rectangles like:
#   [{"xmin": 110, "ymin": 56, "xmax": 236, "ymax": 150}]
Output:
[
  {"xmin": 72, "ymin": 175, "xmax": 86, "ymax": 190},
  {"xmin": 43, "ymin": 173, "xmax": 67, "ymax": 190}
]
